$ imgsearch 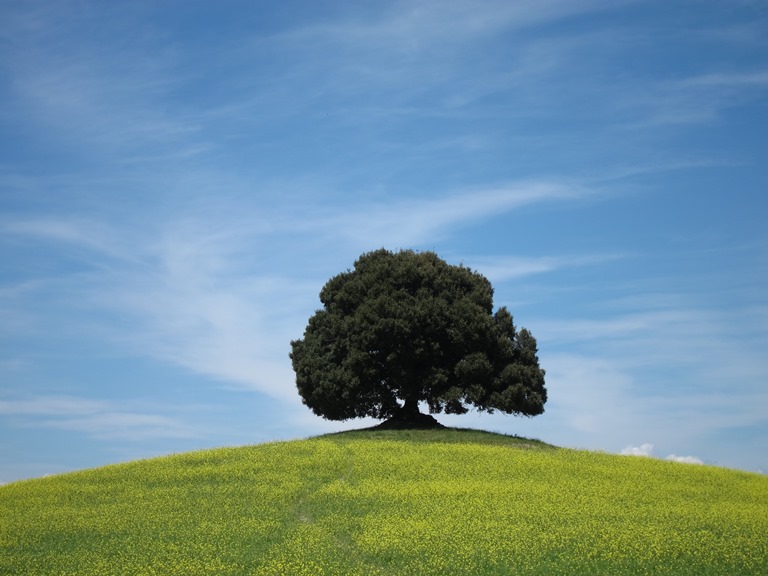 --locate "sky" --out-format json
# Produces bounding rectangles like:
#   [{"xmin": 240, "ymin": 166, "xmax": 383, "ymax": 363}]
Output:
[{"xmin": 1, "ymin": 0, "xmax": 767, "ymax": 483}]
